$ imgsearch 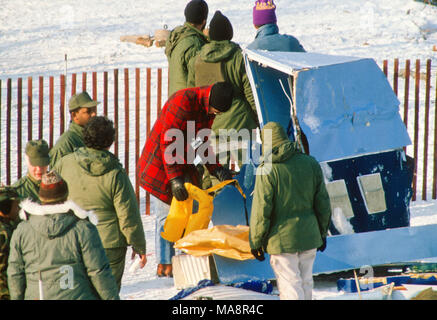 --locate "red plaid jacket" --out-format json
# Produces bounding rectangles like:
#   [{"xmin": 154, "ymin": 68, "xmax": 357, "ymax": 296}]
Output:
[{"xmin": 137, "ymin": 85, "xmax": 221, "ymax": 204}]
